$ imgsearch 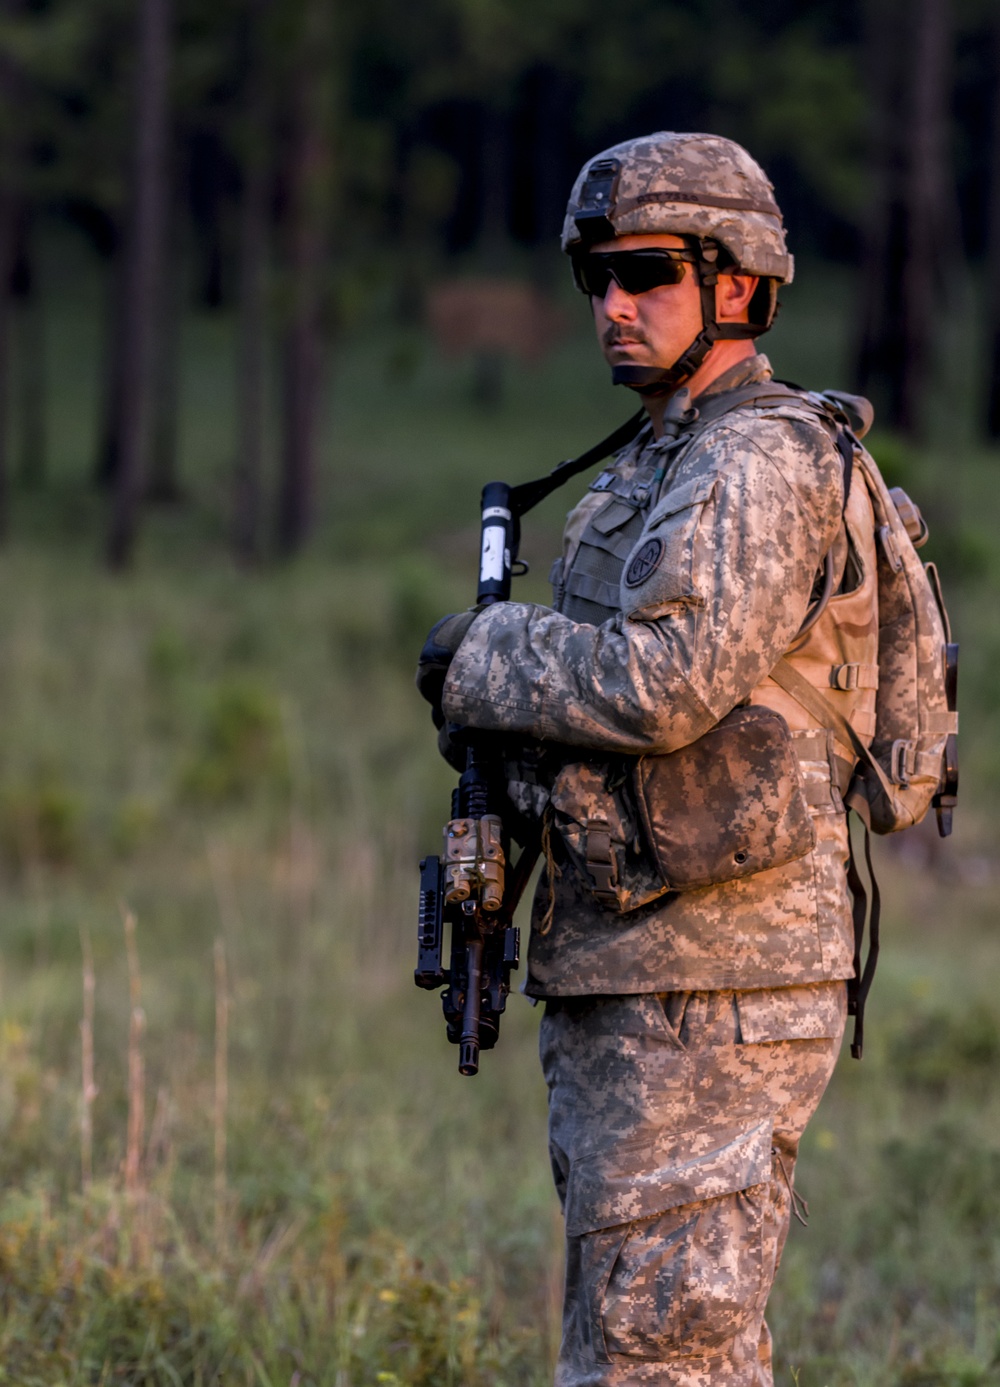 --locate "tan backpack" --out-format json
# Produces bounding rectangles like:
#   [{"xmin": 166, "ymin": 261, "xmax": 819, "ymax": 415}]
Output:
[
  {"xmin": 764, "ymin": 391, "xmax": 959, "ymax": 1056},
  {"xmin": 770, "ymin": 390, "xmax": 958, "ymax": 840}
]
